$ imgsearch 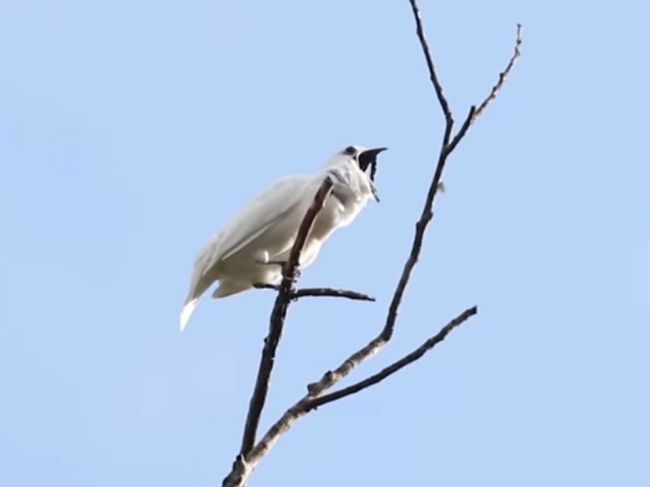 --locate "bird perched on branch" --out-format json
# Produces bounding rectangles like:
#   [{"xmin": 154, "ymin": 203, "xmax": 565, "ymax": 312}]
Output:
[{"xmin": 179, "ymin": 145, "xmax": 386, "ymax": 332}]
